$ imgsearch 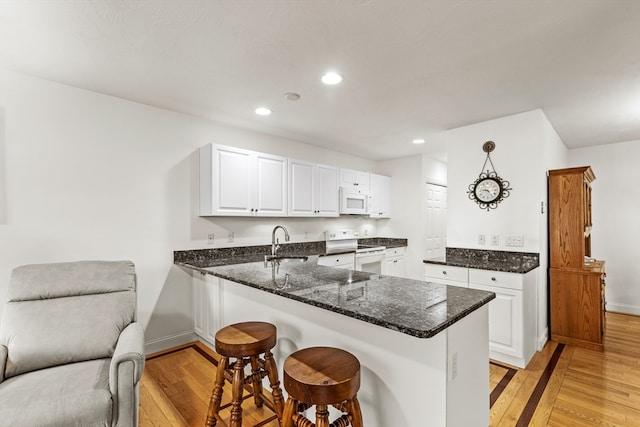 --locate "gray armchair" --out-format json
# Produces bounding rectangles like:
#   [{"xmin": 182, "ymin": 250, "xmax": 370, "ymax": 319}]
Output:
[{"xmin": 0, "ymin": 260, "xmax": 145, "ymax": 427}]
